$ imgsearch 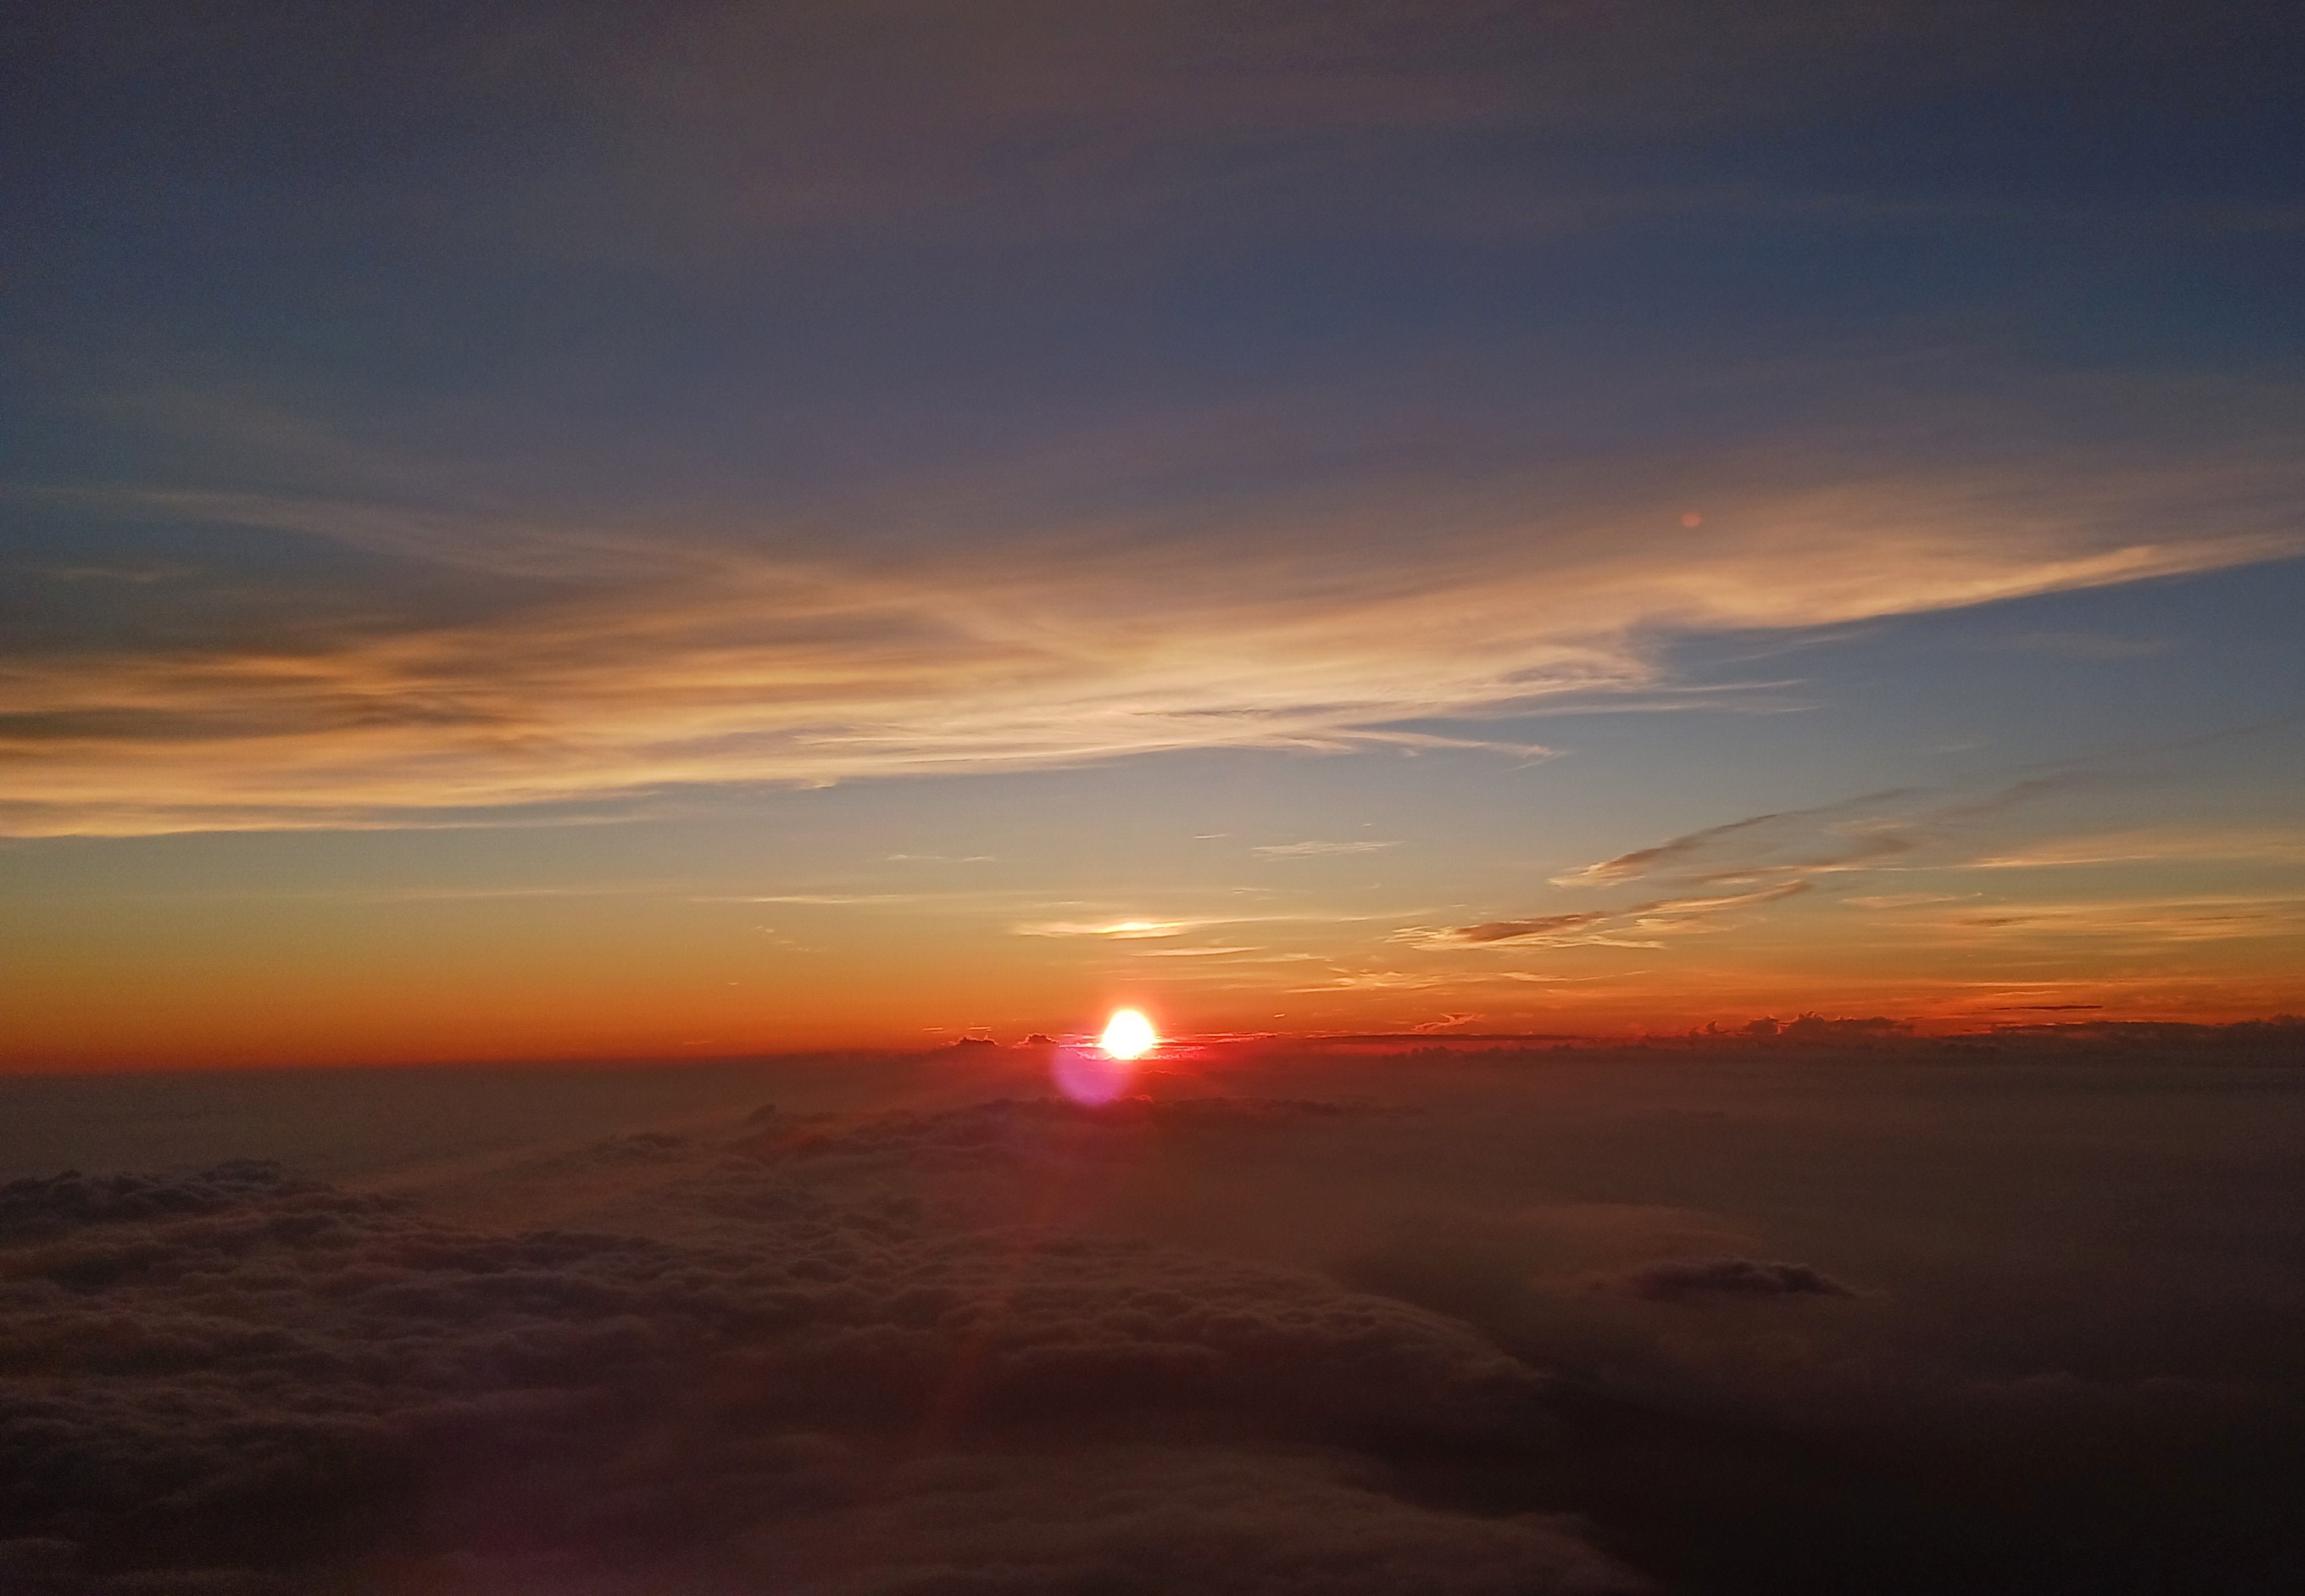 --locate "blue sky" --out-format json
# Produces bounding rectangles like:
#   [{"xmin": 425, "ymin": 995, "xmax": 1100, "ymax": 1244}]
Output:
[{"xmin": 5, "ymin": 1, "xmax": 2302, "ymax": 1061}]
